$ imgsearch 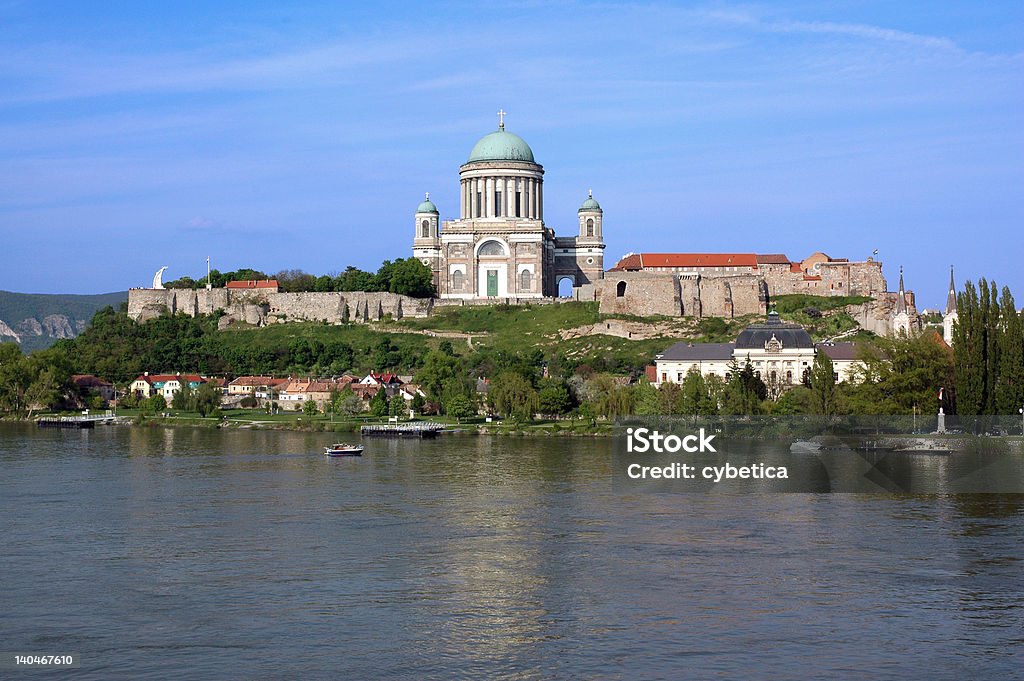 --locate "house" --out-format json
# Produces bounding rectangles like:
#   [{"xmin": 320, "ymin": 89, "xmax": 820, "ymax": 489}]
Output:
[
  {"xmin": 129, "ymin": 373, "xmax": 208, "ymax": 401},
  {"xmin": 228, "ymin": 376, "xmax": 290, "ymax": 398},
  {"xmin": 72, "ymin": 374, "xmax": 115, "ymax": 402},
  {"xmin": 397, "ymin": 383, "xmax": 426, "ymax": 403}
]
